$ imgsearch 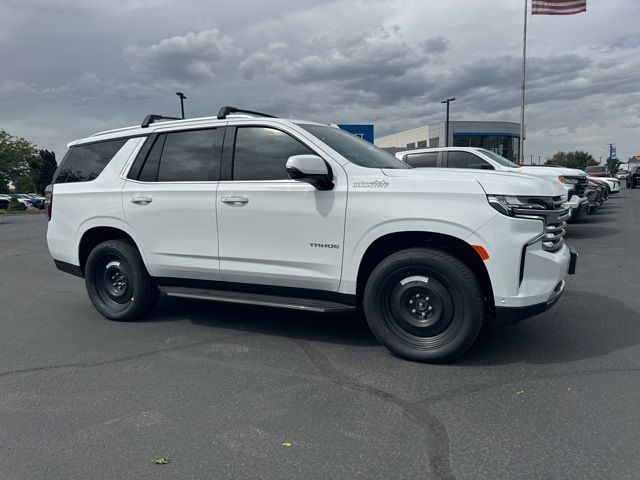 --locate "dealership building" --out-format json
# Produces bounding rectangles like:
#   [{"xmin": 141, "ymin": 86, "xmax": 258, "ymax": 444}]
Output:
[{"xmin": 375, "ymin": 121, "xmax": 522, "ymax": 162}]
